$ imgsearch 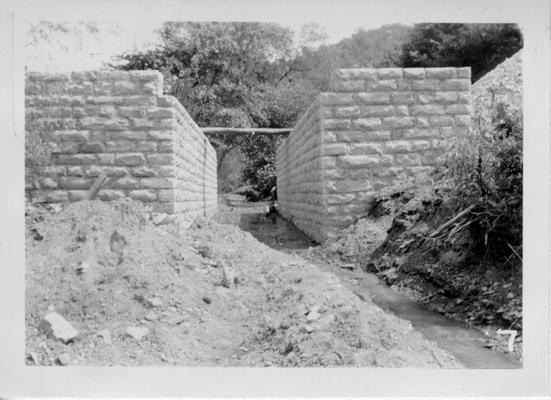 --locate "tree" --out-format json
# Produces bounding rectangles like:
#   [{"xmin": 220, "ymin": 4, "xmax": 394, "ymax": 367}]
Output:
[
  {"xmin": 397, "ymin": 23, "xmax": 523, "ymax": 82},
  {"xmin": 117, "ymin": 22, "xmax": 302, "ymax": 195}
]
